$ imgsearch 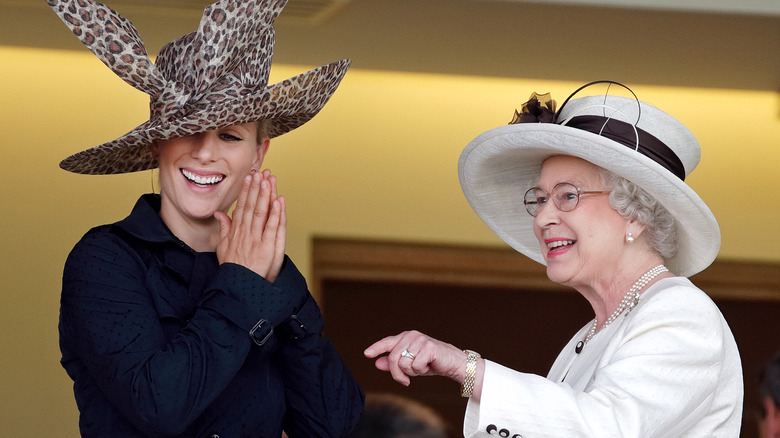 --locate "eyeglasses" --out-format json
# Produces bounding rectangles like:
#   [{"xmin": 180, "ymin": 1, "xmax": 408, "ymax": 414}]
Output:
[{"xmin": 523, "ymin": 182, "xmax": 609, "ymax": 217}]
